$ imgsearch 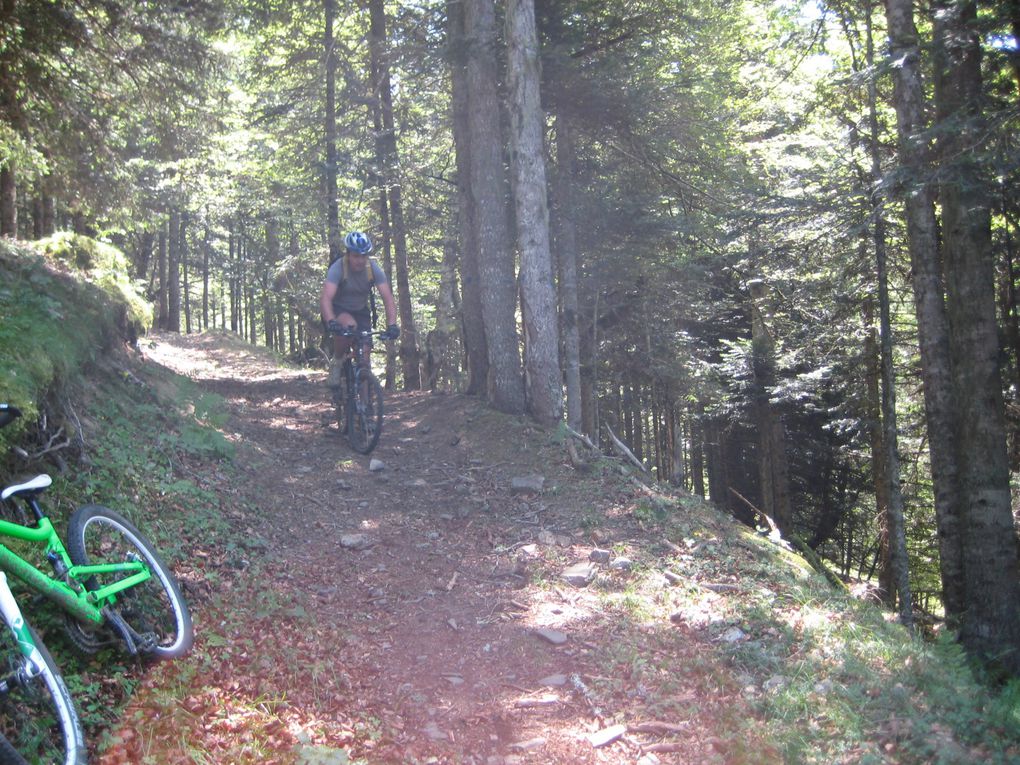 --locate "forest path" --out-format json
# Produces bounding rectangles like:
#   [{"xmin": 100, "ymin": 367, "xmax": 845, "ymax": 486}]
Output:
[{"xmin": 99, "ymin": 331, "xmax": 748, "ymax": 765}]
